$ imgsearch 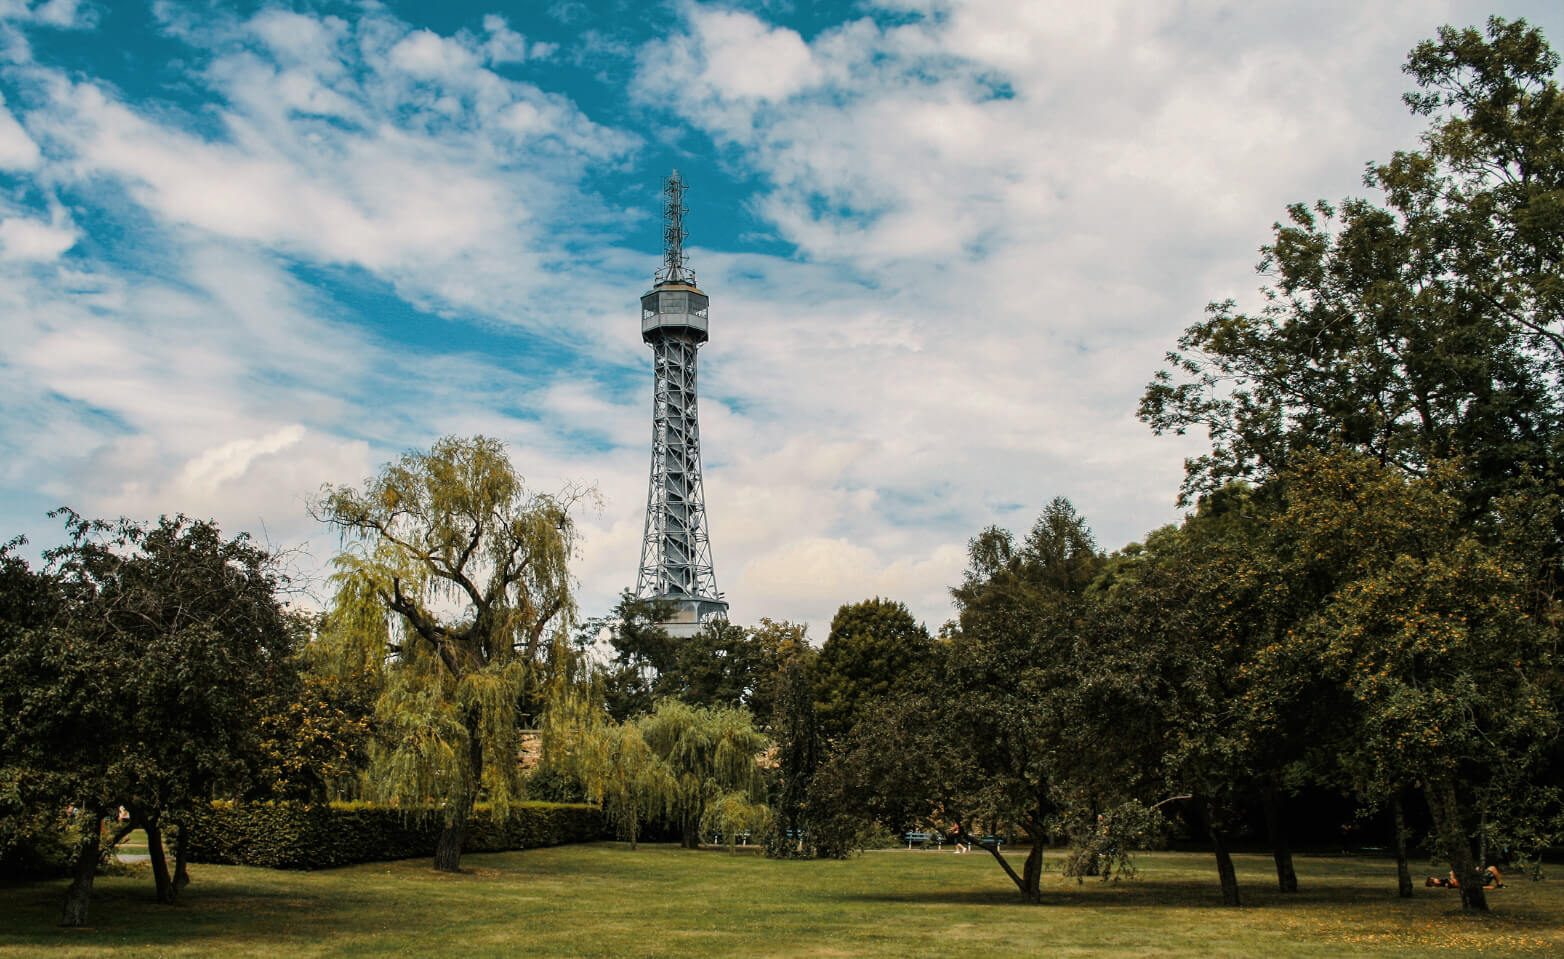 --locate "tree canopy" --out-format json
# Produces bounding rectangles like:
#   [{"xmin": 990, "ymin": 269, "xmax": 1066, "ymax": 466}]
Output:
[
  {"xmin": 812, "ymin": 598, "xmax": 932, "ymax": 744},
  {"xmin": 0, "ymin": 513, "xmax": 299, "ymax": 923},
  {"xmin": 1141, "ymin": 17, "xmax": 1564, "ymax": 514},
  {"xmin": 315, "ymin": 435, "xmax": 584, "ymax": 871}
]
